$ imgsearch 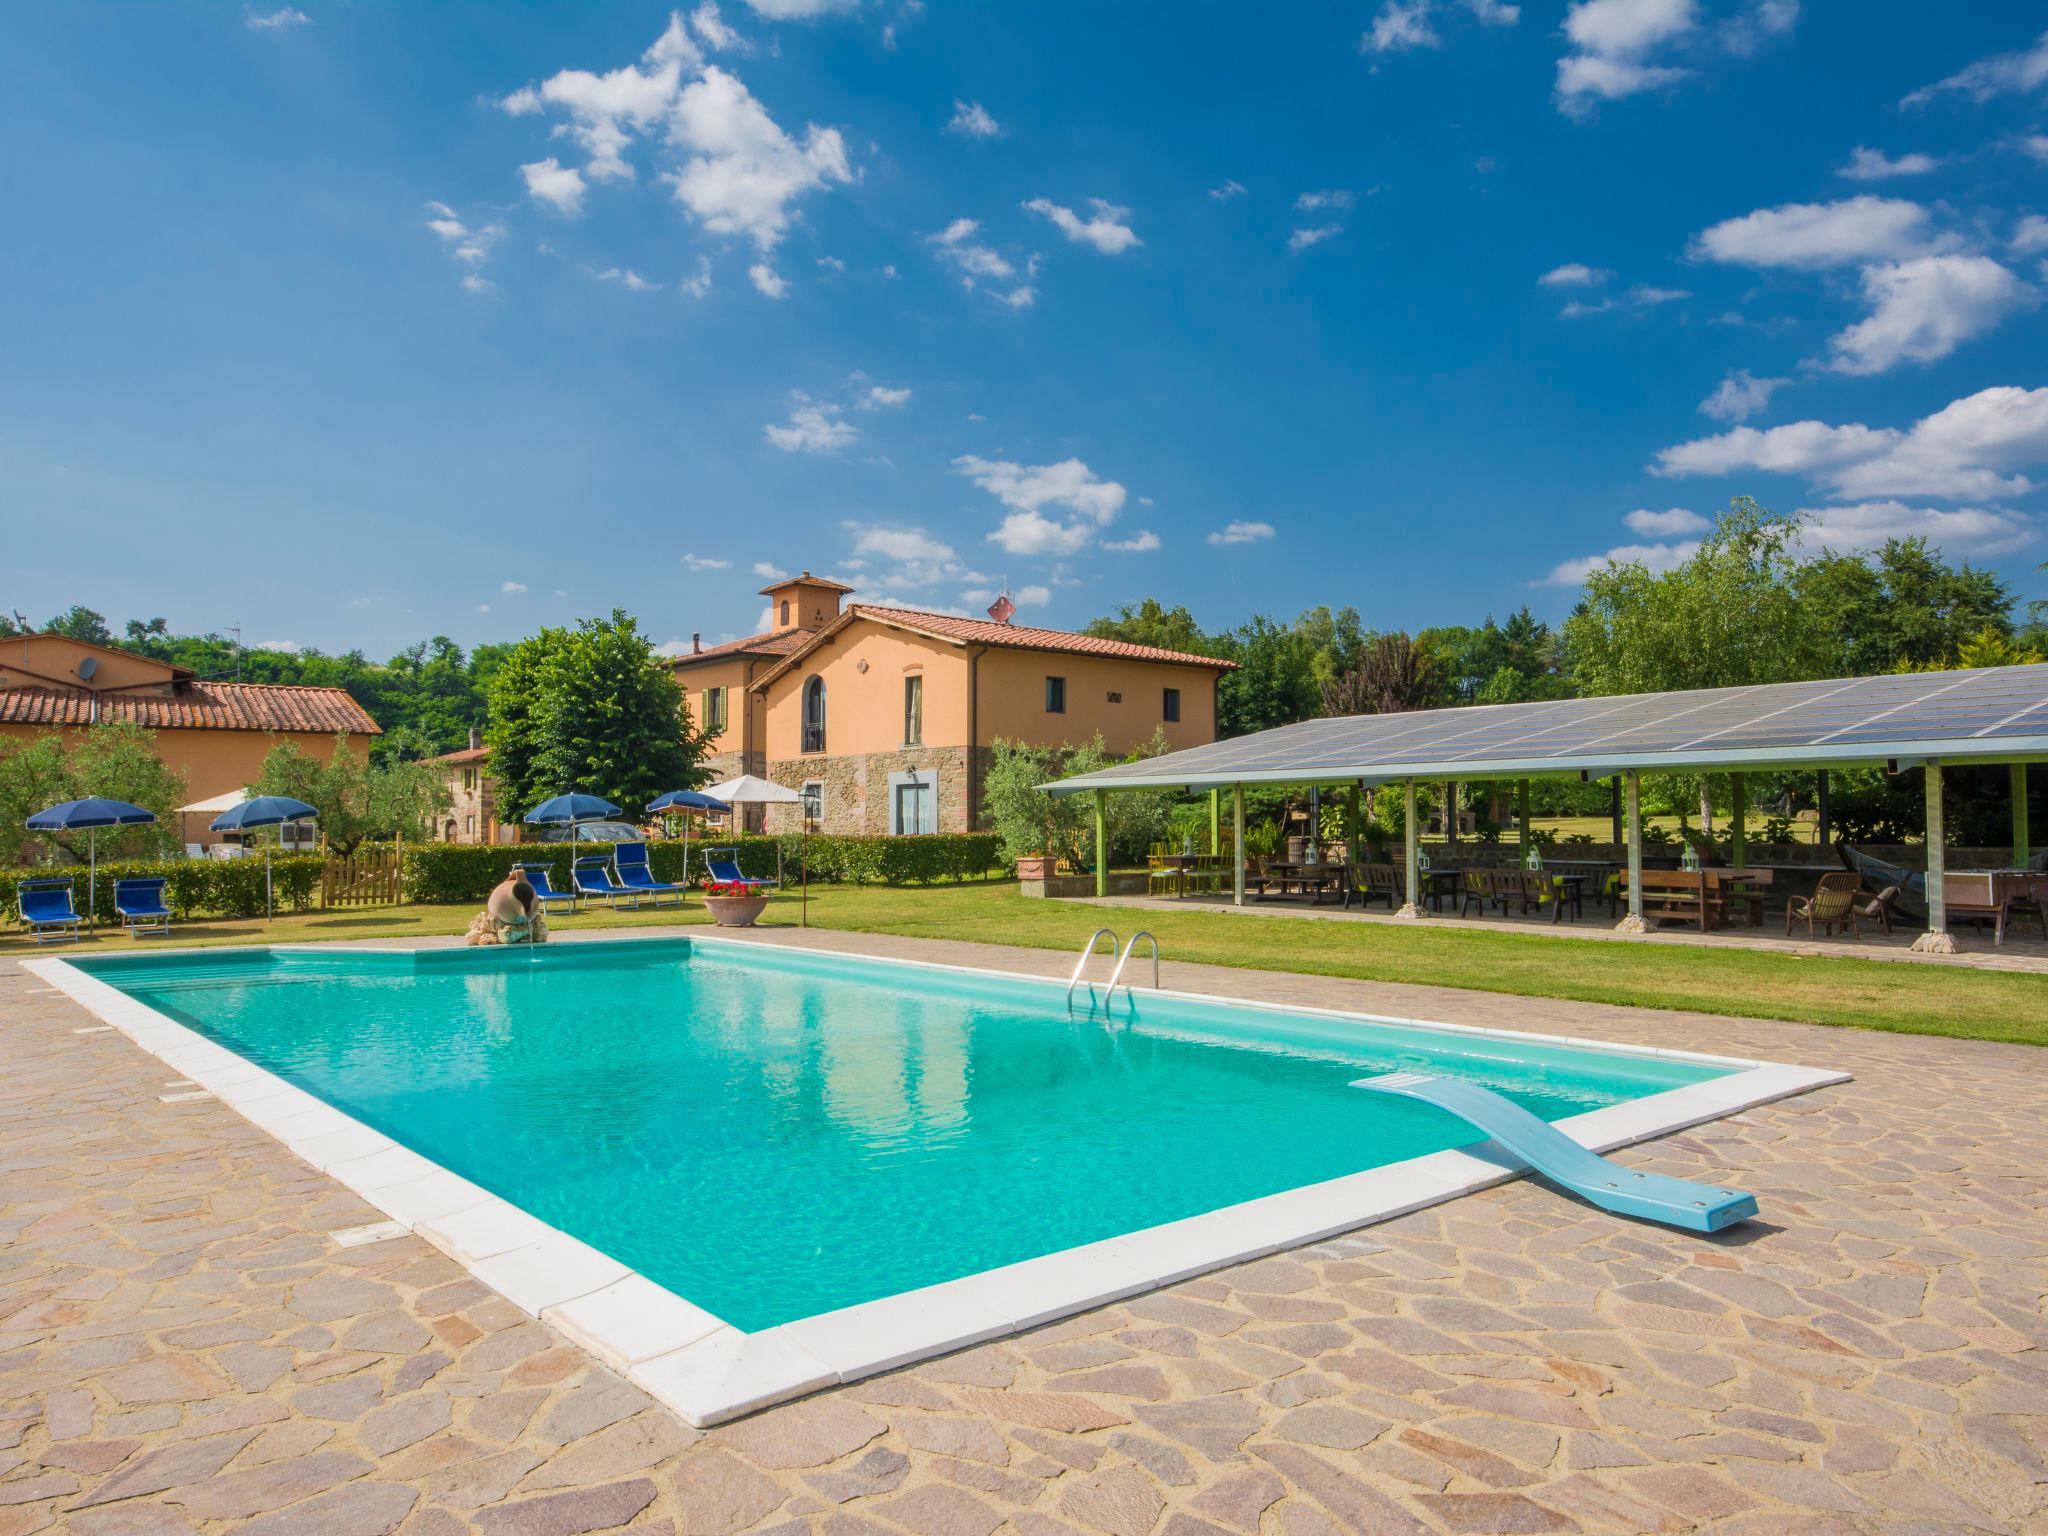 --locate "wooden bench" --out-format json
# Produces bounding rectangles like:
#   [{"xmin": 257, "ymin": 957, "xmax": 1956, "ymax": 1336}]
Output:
[{"xmin": 1622, "ymin": 869, "xmax": 1724, "ymax": 931}]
